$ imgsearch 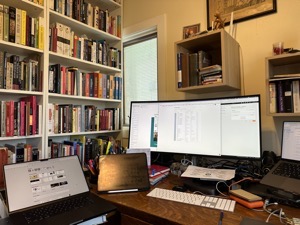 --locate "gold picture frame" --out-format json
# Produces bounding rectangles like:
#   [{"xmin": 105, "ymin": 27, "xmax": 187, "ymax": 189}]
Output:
[
  {"xmin": 183, "ymin": 23, "xmax": 200, "ymax": 39},
  {"xmin": 207, "ymin": 0, "xmax": 277, "ymax": 30}
]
